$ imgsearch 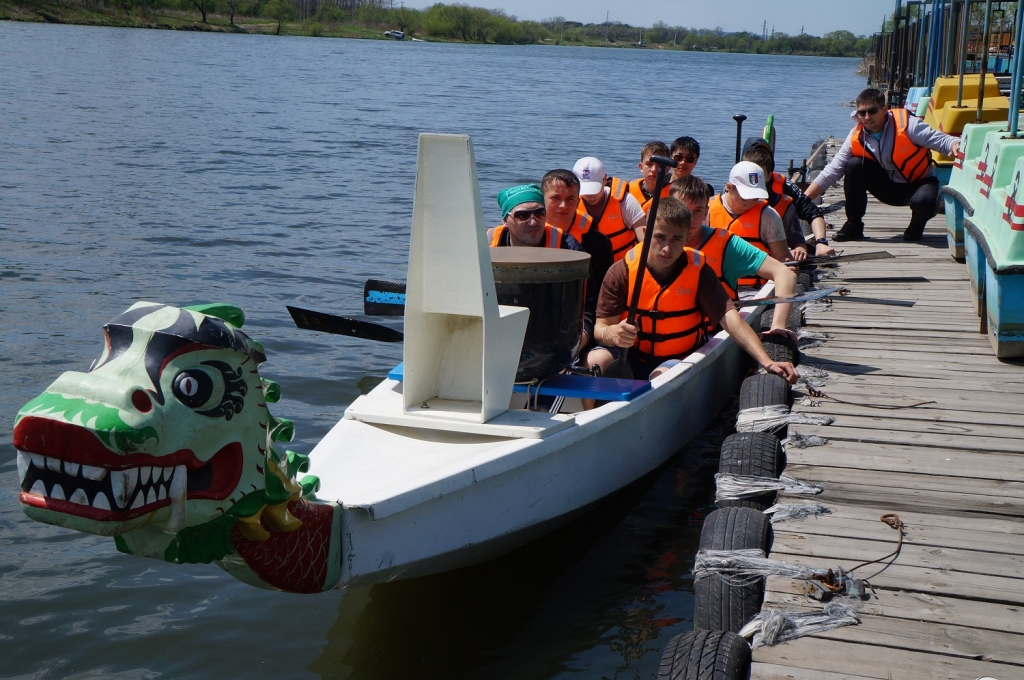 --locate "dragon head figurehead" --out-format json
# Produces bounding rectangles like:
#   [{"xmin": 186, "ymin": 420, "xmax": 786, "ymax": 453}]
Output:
[{"xmin": 13, "ymin": 302, "xmax": 325, "ymax": 576}]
